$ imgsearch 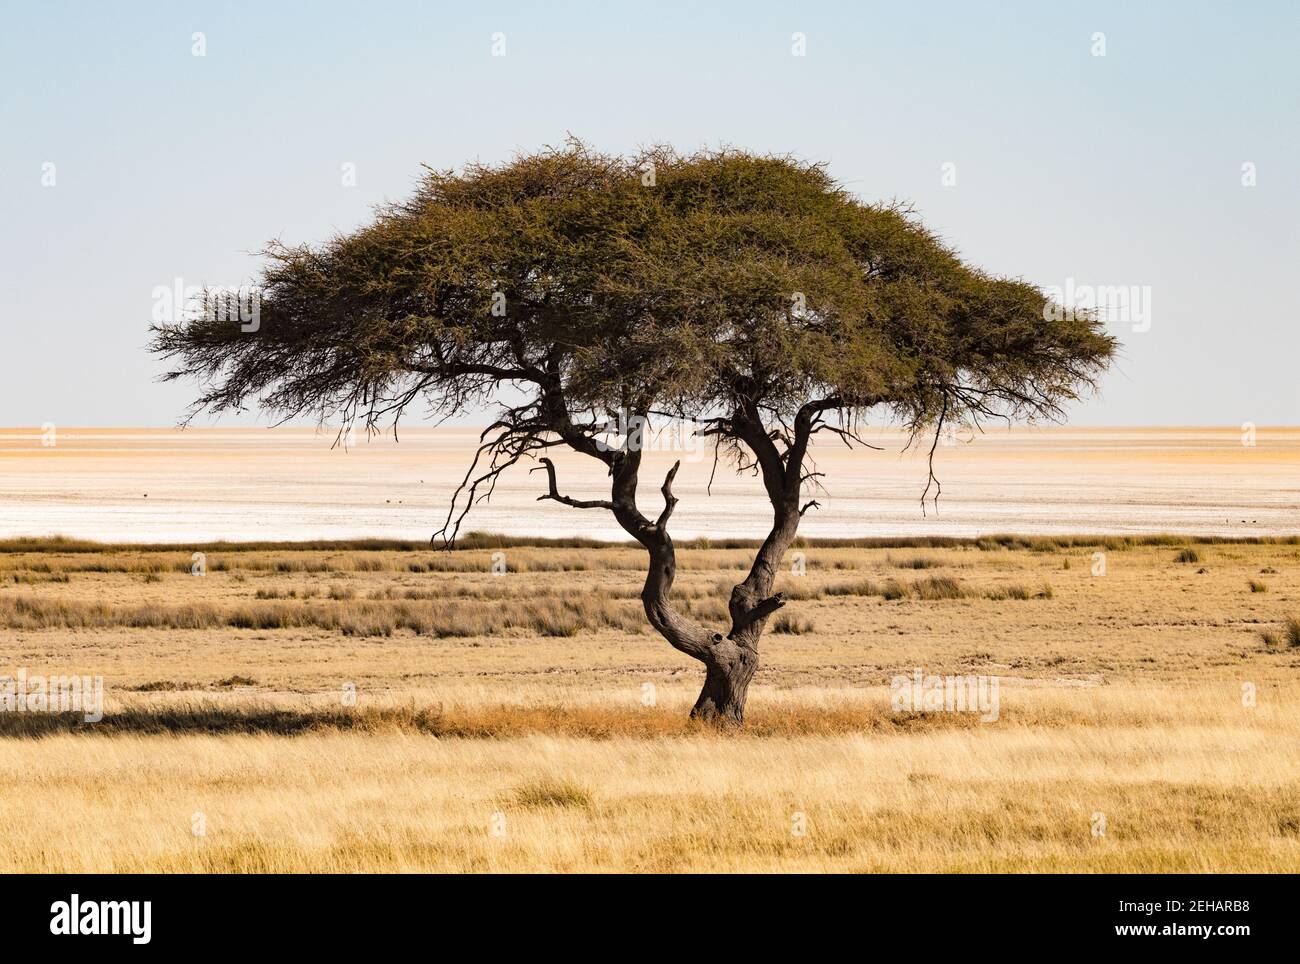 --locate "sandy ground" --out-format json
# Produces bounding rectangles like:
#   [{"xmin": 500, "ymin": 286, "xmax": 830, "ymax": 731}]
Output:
[{"xmin": 1, "ymin": 426, "xmax": 1296, "ymax": 542}]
